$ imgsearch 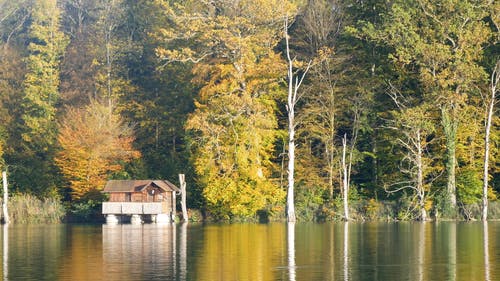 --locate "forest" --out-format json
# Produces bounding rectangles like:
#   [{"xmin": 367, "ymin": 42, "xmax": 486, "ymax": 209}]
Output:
[{"xmin": 0, "ymin": 0, "xmax": 498, "ymax": 222}]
